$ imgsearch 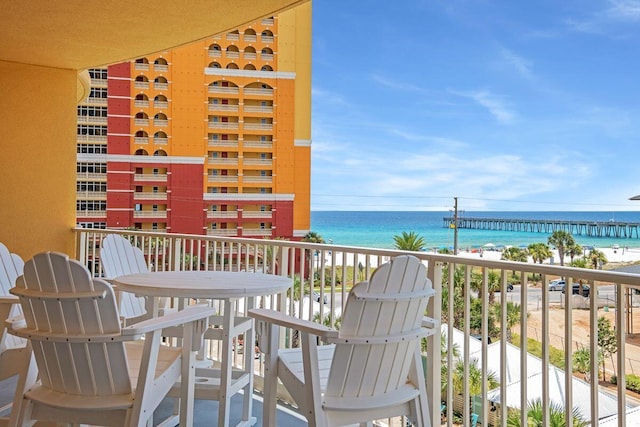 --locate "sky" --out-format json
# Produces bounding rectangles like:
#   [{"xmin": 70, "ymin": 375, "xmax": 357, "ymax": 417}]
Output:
[{"xmin": 310, "ymin": 0, "xmax": 640, "ymax": 212}]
